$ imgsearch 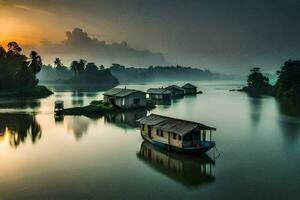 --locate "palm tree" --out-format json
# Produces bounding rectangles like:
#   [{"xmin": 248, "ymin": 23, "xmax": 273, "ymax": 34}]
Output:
[
  {"xmin": 54, "ymin": 58, "xmax": 63, "ymax": 69},
  {"xmin": 28, "ymin": 51, "xmax": 42, "ymax": 75},
  {"xmin": 77, "ymin": 59, "xmax": 87, "ymax": 72},
  {"xmin": 70, "ymin": 60, "xmax": 79, "ymax": 73}
]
